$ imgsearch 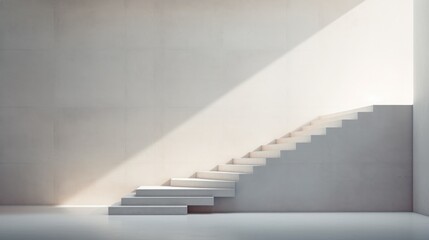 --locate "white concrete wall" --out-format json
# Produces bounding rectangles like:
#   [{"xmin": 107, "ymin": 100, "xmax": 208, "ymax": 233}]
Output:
[
  {"xmin": 414, "ymin": 0, "xmax": 429, "ymax": 216},
  {"xmin": 0, "ymin": 0, "xmax": 413, "ymax": 205}
]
